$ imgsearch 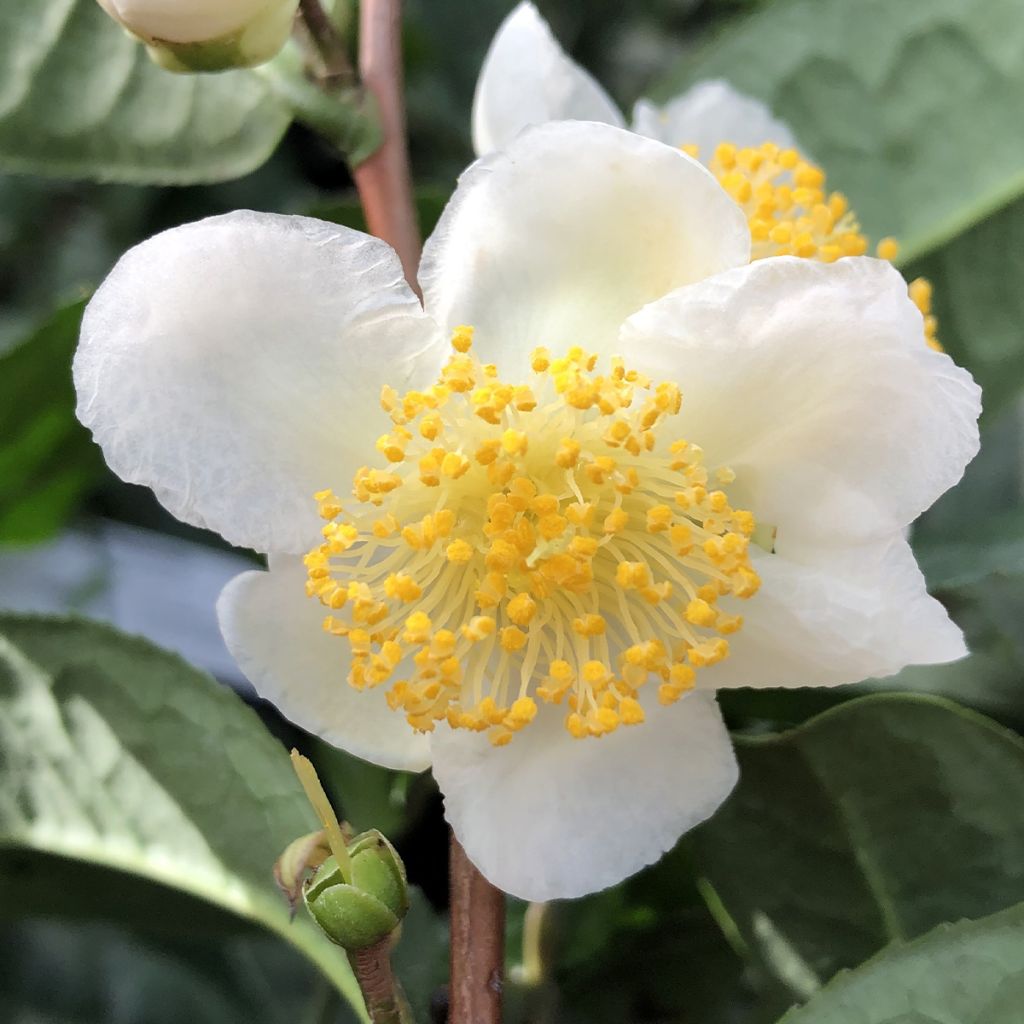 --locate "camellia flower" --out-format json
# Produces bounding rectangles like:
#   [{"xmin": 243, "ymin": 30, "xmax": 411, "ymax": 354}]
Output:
[
  {"xmin": 96, "ymin": 0, "xmax": 299, "ymax": 72},
  {"xmin": 473, "ymin": 1, "xmax": 942, "ymax": 352},
  {"xmin": 74, "ymin": 121, "xmax": 980, "ymax": 900}
]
